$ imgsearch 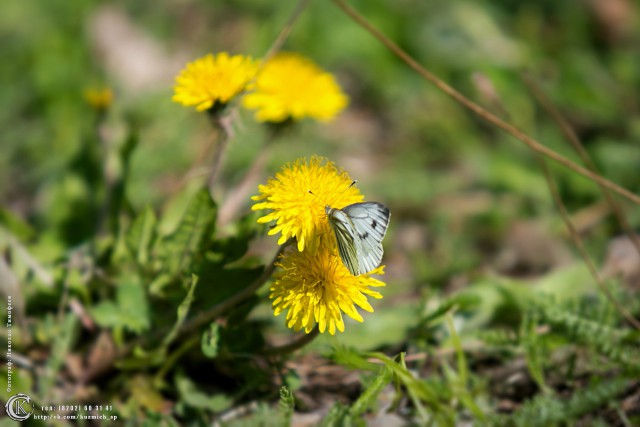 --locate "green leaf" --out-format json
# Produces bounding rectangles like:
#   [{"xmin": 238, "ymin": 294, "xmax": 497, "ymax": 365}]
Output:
[
  {"xmin": 177, "ymin": 275, "xmax": 198, "ymax": 321},
  {"xmin": 534, "ymin": 263, "xmax": 595, "ymax": 299},
  {"xmin": 160, "ymin": 188, "xmax": 217, "ymax": 274},
  {"xmin": 278, "ymin": 386, "xmax": 295, "ymax": 426},
  {"xmin": 0, "ymin": 228, "xmax": 54, "ymax": 287},
  {"xmin": 201, "ymin": 323, "xmax": 219, "ymax": 359},
  {"xmin": 41, "ymin": 314, "xmax": 78, "ymax": 396},
  {"xmin": 446, "ymin": 313, "xmax": 469, "ymax": 385},
  {"xmin": 126, "ymin": 205, "xmax": 157, "ymax": 267},
  {"xmin": 330, "ymin": 345, "xmax": 378, "ymax": 371},
  {"xmin": 118, "ymin": 279, "xmax": 151, "ymax": 333},
  {"xmin": 107, "ymin": 128, "xmax": 139, "ymax": 232},
  {"xmin": 149, "ymin": 273, "xmax": 174, "ymax": 296},
  {"xmin": 192, "ymin": 262, "xmax": 263, "ymax": 312},
  {"xmin": 117, "ymin": 346, "xmax": 167, "ymax": 370},
  {"xmin": 0, "ymin": 208, "xmax": 34, "ymax": 240},
  {"xmin": 91, "ymin": 277, "xmax": 150, "ymax": 334},
  {"xmin": 128, "ymin": 374, "xmax": 169, "ymax": 415},
  {"xmin": 164, "ymin": 274, "xmax": 198, "ymax": 347},
  {"xmin": 176, "ymin": 374, "xmax": 232, "ymax": 412},
  {"xmin": 365, "ymin": 352, "xmax": 454, "ymax": 424},
  {"xmin": 521, "ymin": 309, "xmax": 550, "ymax": 394},
  {"xmin": 421, "ymin": 293, "xmax": 481, "ymax": 326},
  {"xmin": 41, "ymin": 173, "xmax": 98, "ymax": 245},
  {"xmin": 91, "ymin": 301, "xmax": 121, "ymax": 328},
  {"xmin": 209, "ymin": 212, "xmax": 258, "ymax": 265},
  {"xmin": 350, "ymin": 366, "xmax": 392, "ymax": 417},
  {"xmin": 532, "ymin": 298, "xmax": 640, "ymax": 368},
  {"xmin": 497, "ymin": 377, "xmax": 630, "ymax": 427},
  {"xmin": 319, "ymin": 403, "xmax": 353, "ymax": 427},
  {"xmin": 0, "ymin": 366, "xmax": 32, "ymax": 402}
]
